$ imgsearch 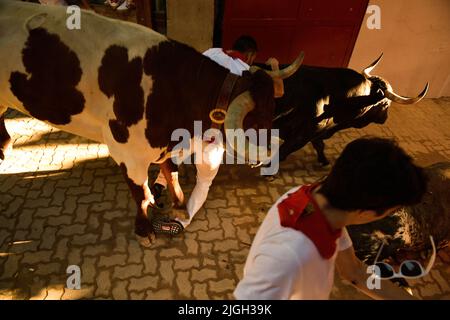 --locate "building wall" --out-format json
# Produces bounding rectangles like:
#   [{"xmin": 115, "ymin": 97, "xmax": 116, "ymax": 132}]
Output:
[
  {"xmin": 165, "ymin": 0, "xmax": 449, "ymax": 97},
  {"xmin": 166, "ymin": 0, "xmax": 214, "ymax": 53},
  {"xmin": 349, "ymin": 0, "xmax": 450, "ymax": 98}
]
